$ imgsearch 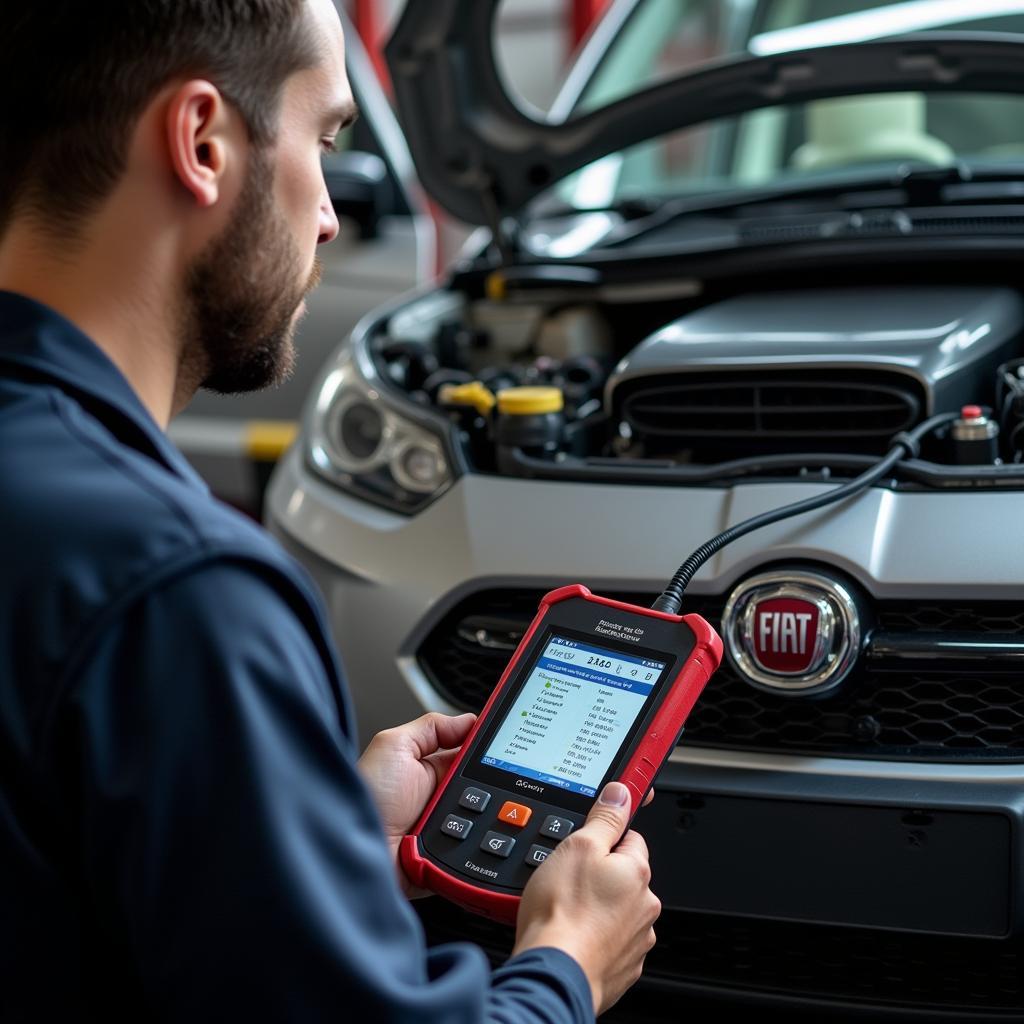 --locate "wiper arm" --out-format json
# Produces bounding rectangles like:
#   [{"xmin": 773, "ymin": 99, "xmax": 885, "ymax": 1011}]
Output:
[
  {"xmin": 890, "ymin": 160, "xmax": 1015, "ymax": 202},
  {"xmin": 526, "ymin": 195, "xmax": 664, "ymax": 221},
  {"xmin": 595, "ymin": 160, "xmax": 1024, "ymax": 248}
]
